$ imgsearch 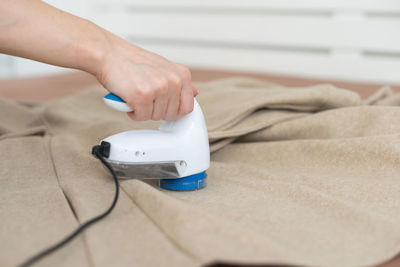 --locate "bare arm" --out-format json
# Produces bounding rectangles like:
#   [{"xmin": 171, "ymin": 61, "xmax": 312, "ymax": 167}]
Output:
[{"xmin": 0, "ymin": 0, "xmax": 196, "ymax": 121}]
